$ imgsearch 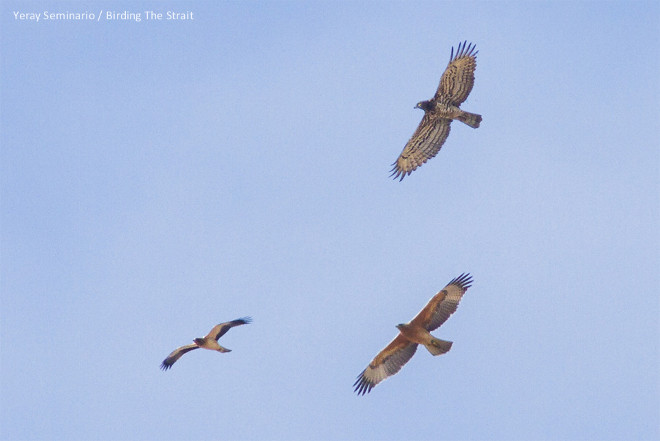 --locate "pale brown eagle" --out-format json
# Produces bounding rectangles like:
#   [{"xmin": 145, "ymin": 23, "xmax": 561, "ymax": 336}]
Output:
[
  {"xmin": 354, "ymin": 274, "xmax": 472, "ymax": 395},
  {"xmin": 160, "ymin": 317, "xmax": 251, "ymax": 370},
  {"xmin": 391, "ymin": 41, "xmax": 481, "ymax": 181}
]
